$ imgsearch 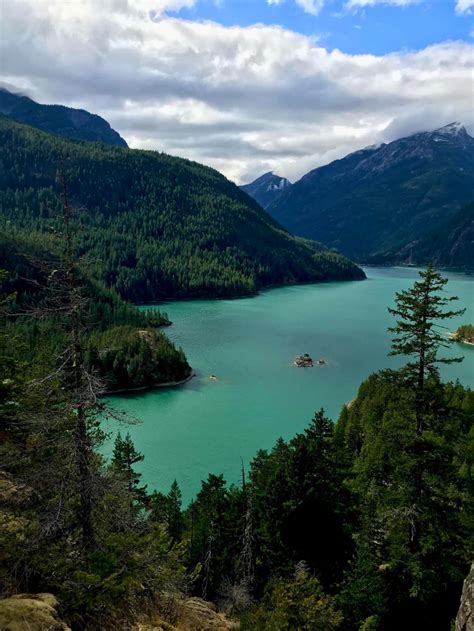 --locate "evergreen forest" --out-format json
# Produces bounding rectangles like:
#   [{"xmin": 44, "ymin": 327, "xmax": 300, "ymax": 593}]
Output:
[
  {"xmin": 0, "ymin": 116, "xmax": 364, "ymax": 304},
  {"xmin": 1, "ymin": 261, "xmax": 472, "ymax": 630}
]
